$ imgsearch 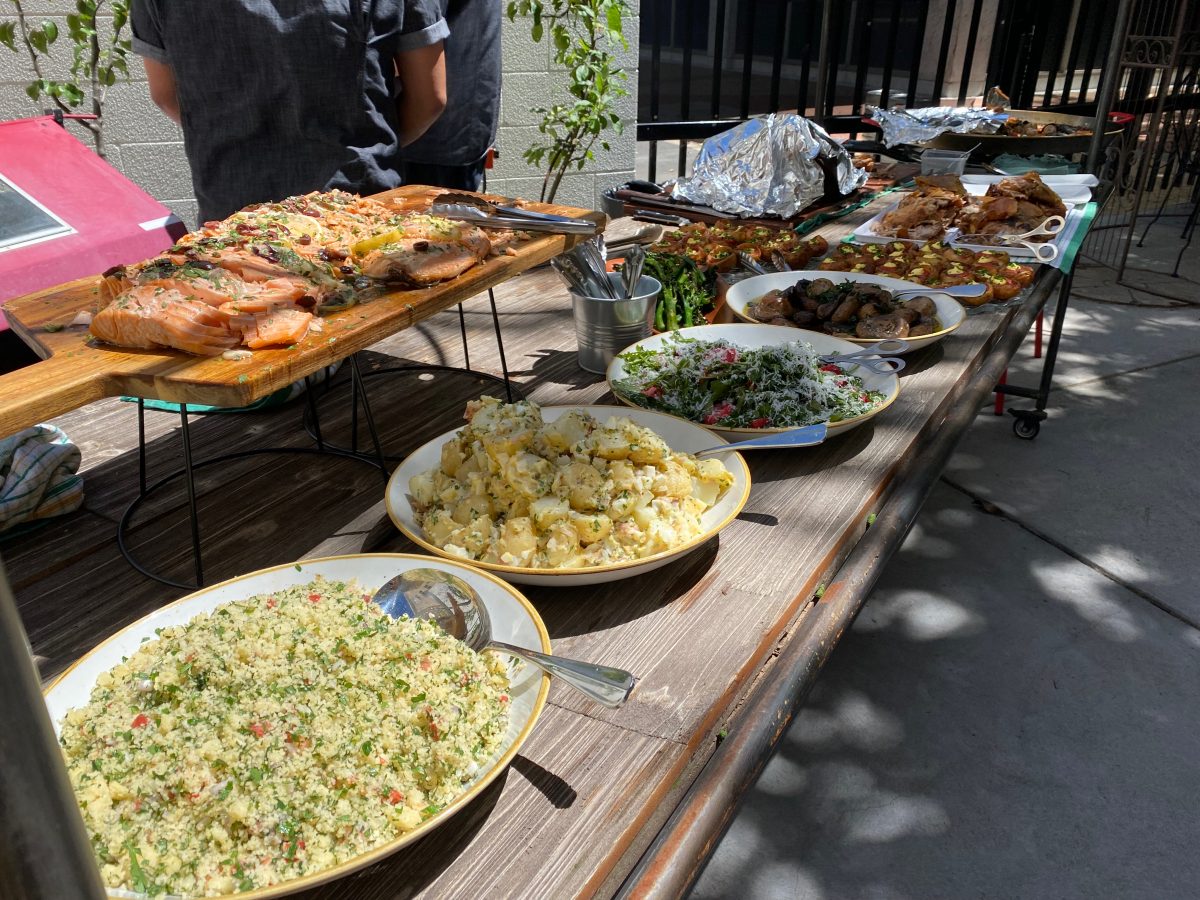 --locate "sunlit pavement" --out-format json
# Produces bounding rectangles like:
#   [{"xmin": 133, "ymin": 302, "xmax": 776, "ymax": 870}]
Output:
[{"xmin": 693, "ymin": 261, "xmax": 1200, "ymax": 900}]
